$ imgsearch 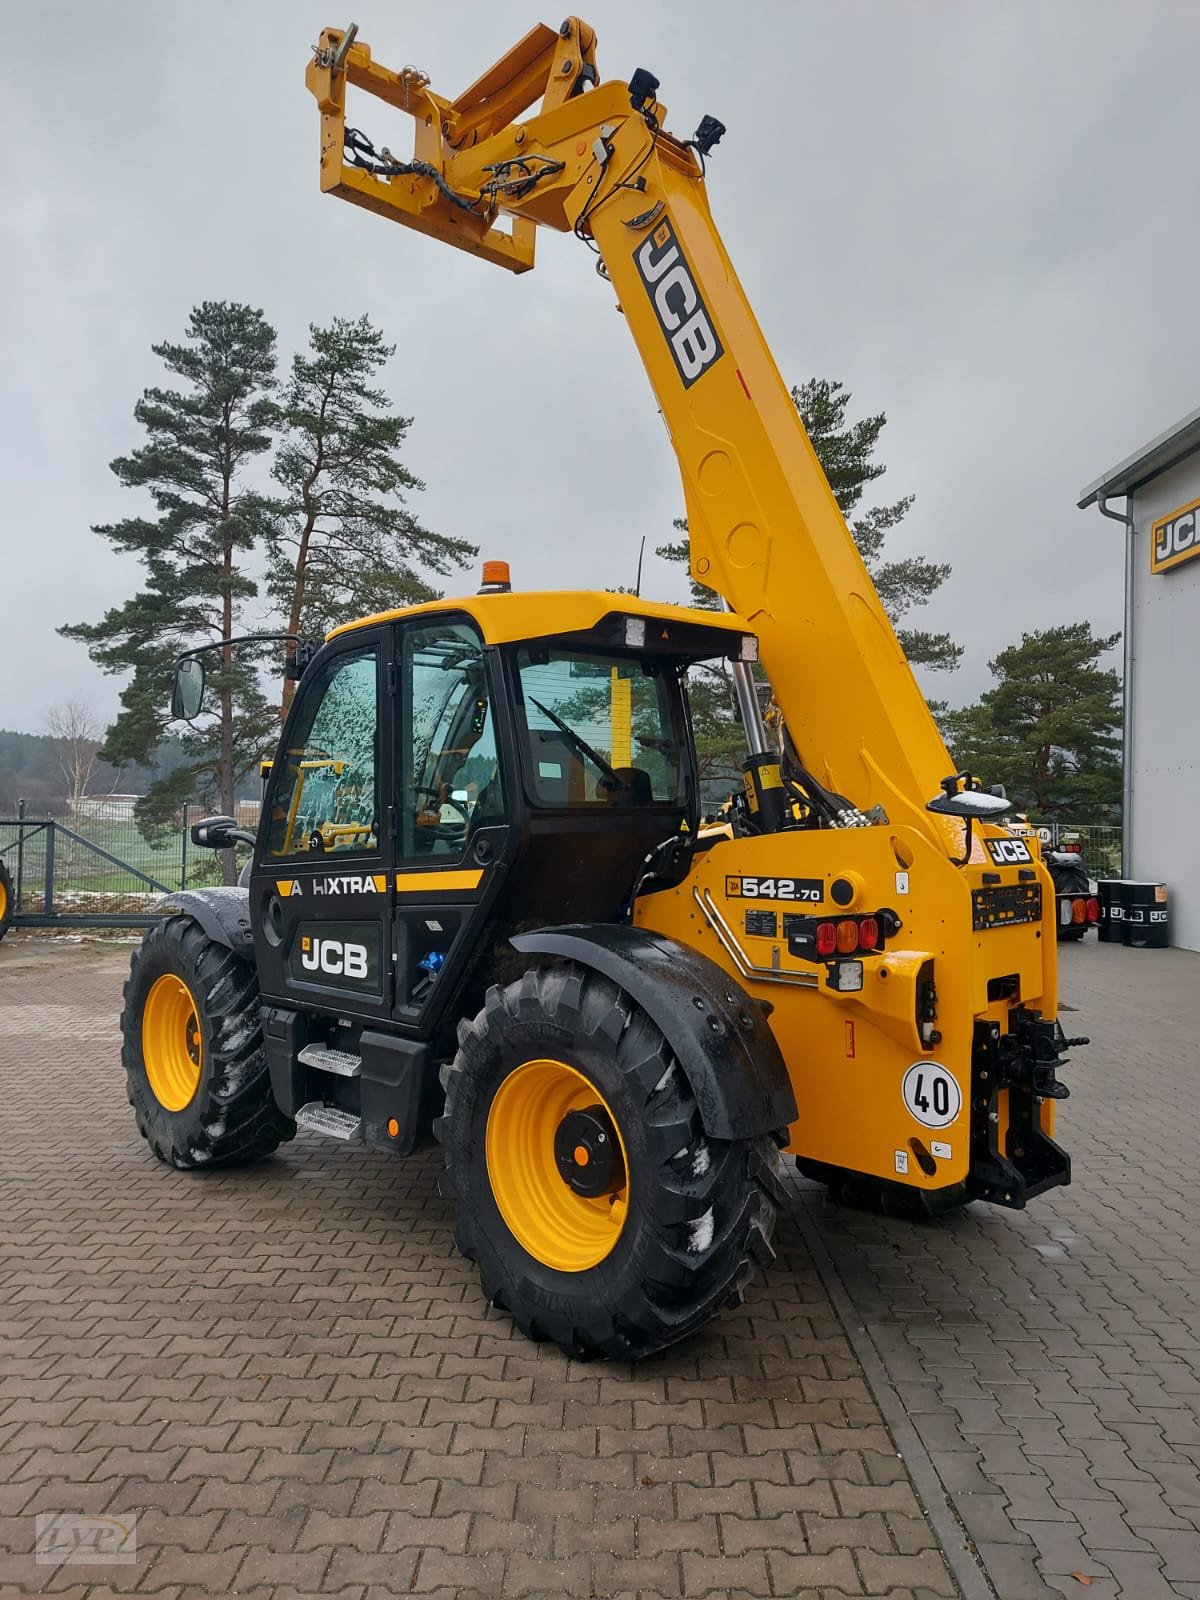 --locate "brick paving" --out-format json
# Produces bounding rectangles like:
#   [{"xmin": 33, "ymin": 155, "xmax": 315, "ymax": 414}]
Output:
[
  {"xmin": 3, "ymin": 935, "xmax": 1197, "ymax": 1598},
  {"xmin": 0, "ymin": 936, "xmax": 955, "ymax": 1600},
  {"xmin": 802, "ymin": 940, "xmax": 1200, "ymax": 1599}
]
